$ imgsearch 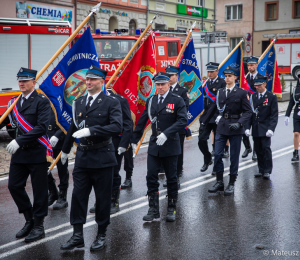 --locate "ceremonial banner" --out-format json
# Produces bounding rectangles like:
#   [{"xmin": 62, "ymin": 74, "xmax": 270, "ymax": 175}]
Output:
[
  {"xmin": 257, "ymin": 44, "xmax": 282, "ymax": 98},
  {"xmin": 39, "ymin": 27, "xmax": 100, "ymax": 132},
  {"xmin": 178, "ymin": 39, "xmax": 203, "ymax": 126},
  {"xmin": 112, "ymin": 32, "xmax": 156, "ymax": 126},
  {"xmin": 218, "ymin": 43, "xmax": 243, "ymax": 88}
]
